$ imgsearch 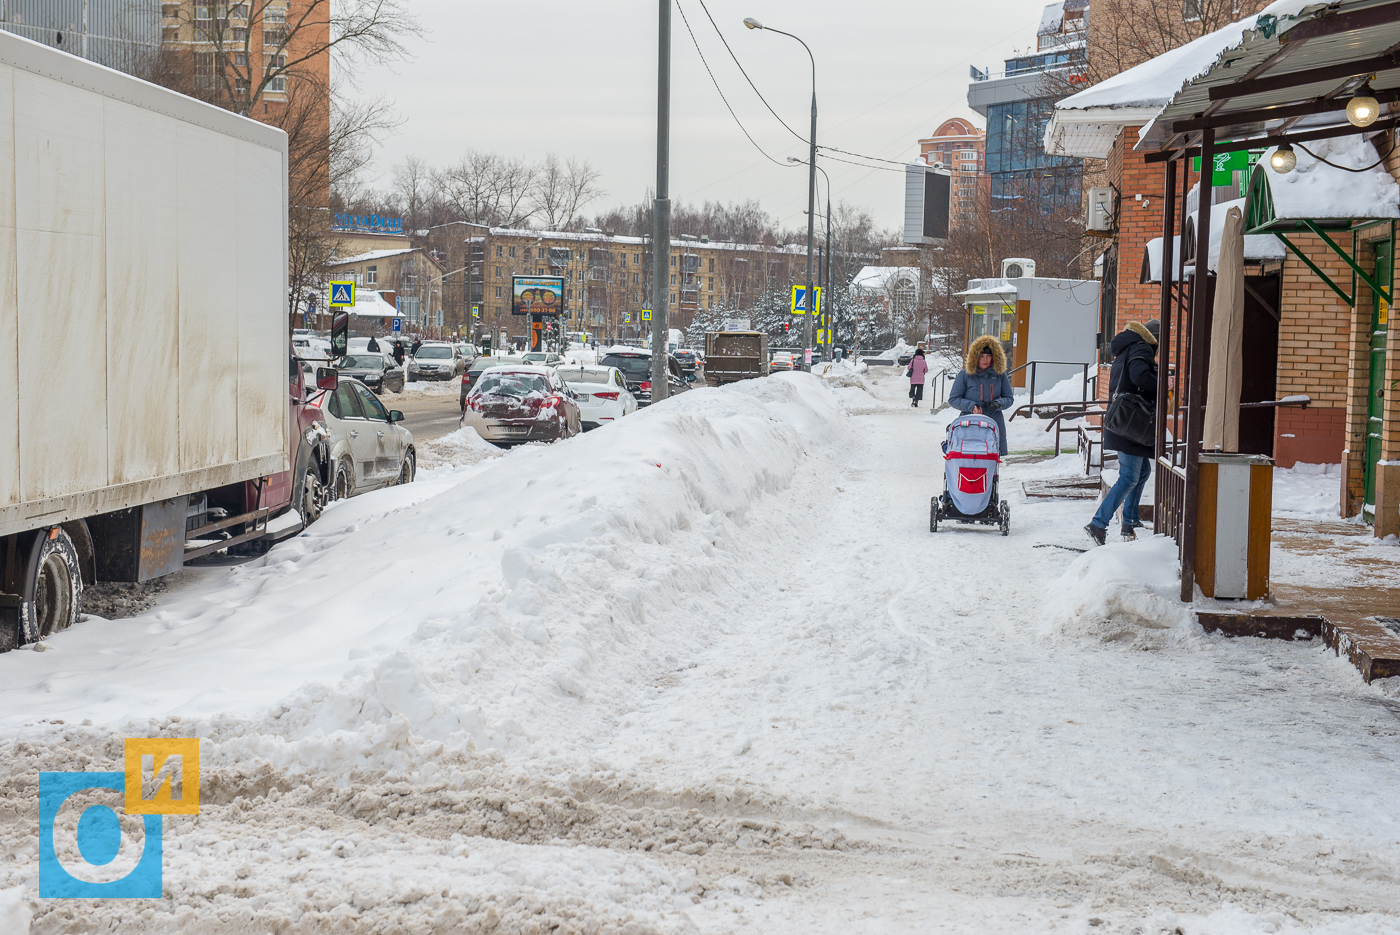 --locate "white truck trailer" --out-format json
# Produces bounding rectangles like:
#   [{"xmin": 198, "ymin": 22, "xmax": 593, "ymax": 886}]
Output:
[{"xmin": 0, "ymin": 31, "xmax": 294, "ymax": 648}]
